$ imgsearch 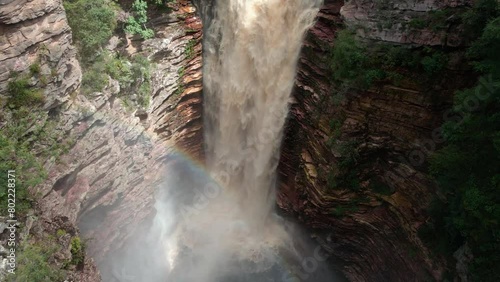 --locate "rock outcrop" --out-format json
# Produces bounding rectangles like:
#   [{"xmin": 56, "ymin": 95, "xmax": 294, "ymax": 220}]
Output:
[
  {"xmin": 75, "ymin": 1, "xmax": 204, "ymax": 264},
  {"xmin": 0, "ymin": 0, "xmax": 96, "ymax": 279},
  {"xmin": 40, "ymin": 0, "xmax": 204, "ymax": 265},
  {"xmin": 0, "ymin": 0, "xmax": 81, "ymax": 108},
  {"xmin": 340, "ymin": 0, "xmax": 473, "ymax": 46}
]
